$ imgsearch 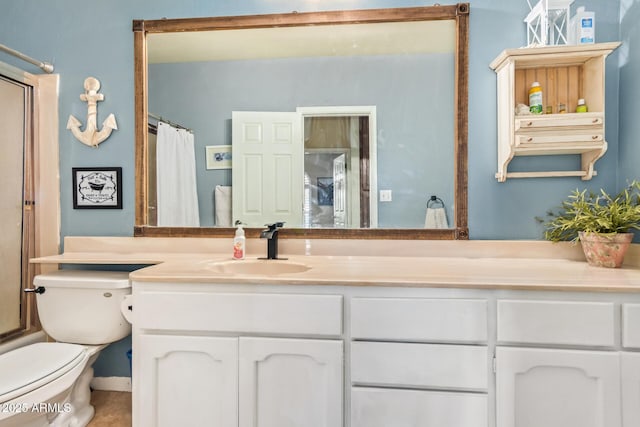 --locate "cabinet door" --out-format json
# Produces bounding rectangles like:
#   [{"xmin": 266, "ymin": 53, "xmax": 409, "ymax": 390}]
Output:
[
  {"xmin": 135, "ymin": 334, "xmax": 238, "ymax": 427},
  {"xmin": 496, "ymin": 347, "xmax": 621, "ymax": 427},
  {"xmin": 239, "ymin": 337, "xmax": 343, "ymax": 427},
  {"xmin": 621, "ymin": 352, "xmax": 640, "ymax": 427}
]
